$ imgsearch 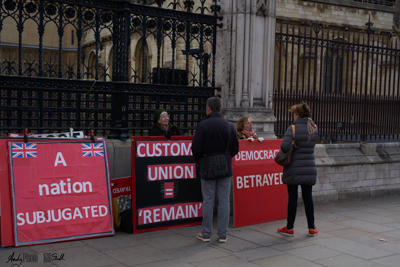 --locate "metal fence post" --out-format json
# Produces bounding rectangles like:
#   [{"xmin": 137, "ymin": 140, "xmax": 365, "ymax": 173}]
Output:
[{"xmin": 109, "ymin": 0, "xmax": 130, "ymax": 140}]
